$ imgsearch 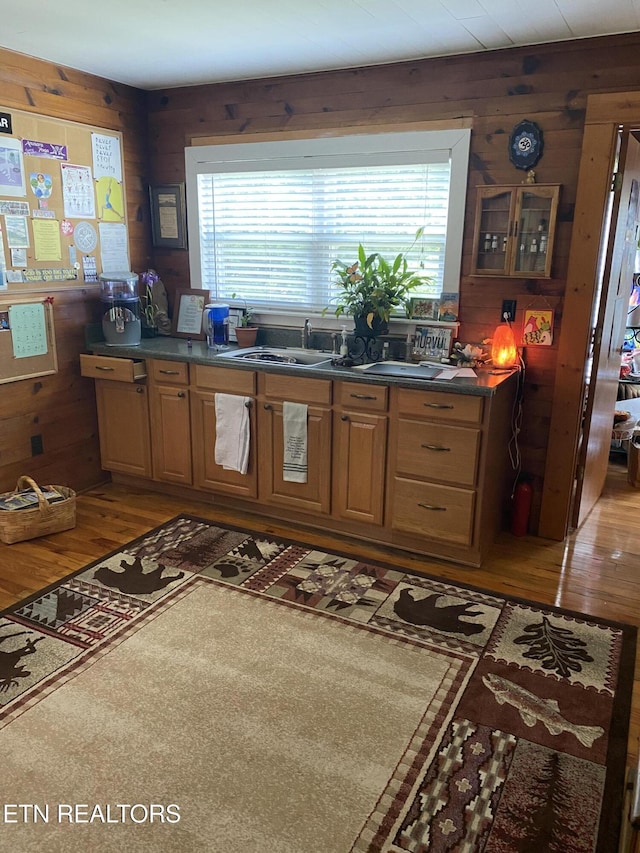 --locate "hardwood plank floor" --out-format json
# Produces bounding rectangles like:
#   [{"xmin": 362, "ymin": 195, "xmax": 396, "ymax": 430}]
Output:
[{"xmin": 1, "ymin": 459, "xmax": 638, "ymax": 769}]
